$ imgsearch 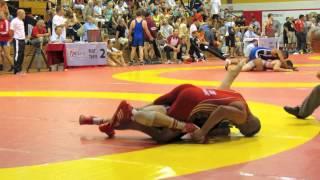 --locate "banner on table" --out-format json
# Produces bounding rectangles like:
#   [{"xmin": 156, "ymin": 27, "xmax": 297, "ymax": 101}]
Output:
[
  {"xmin": 65, "ymin": 42, "xmax": 107, "ymax": 67},
  {"xmin": 258, "ymin": 37, "xmax": 279, "ymax": 49}
]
